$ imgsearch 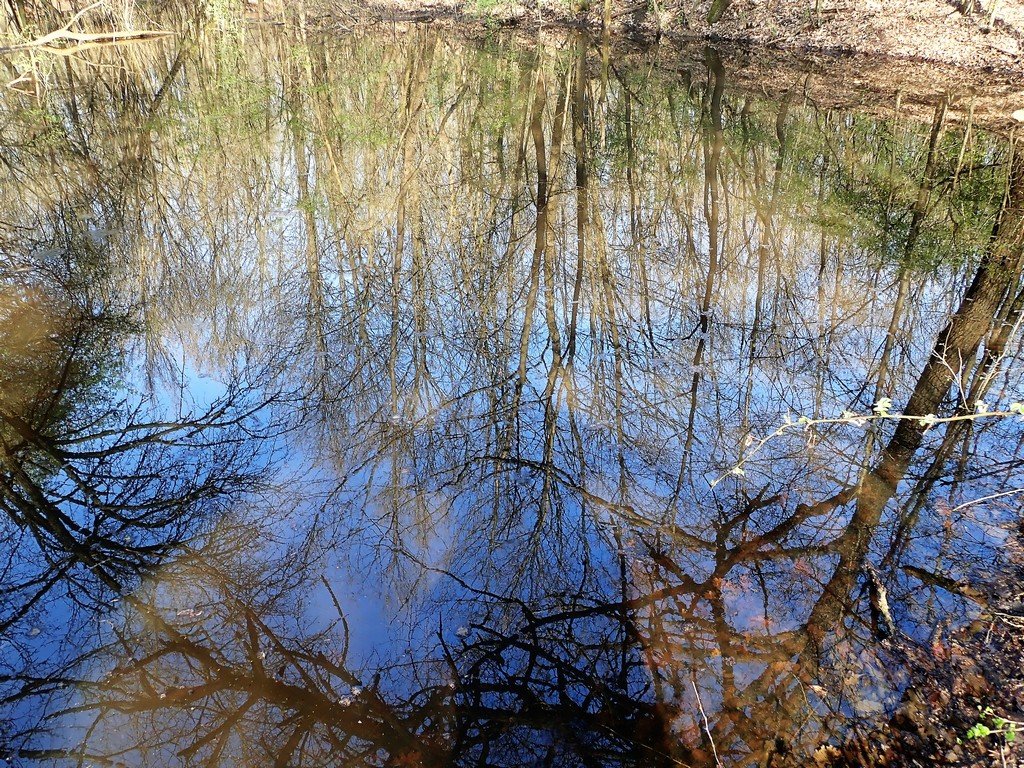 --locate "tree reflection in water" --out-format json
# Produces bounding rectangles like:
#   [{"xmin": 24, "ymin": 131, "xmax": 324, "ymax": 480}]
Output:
[{"xmin": 0, "ymin": 20, "xmax": 1023, "ymax": 768}]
